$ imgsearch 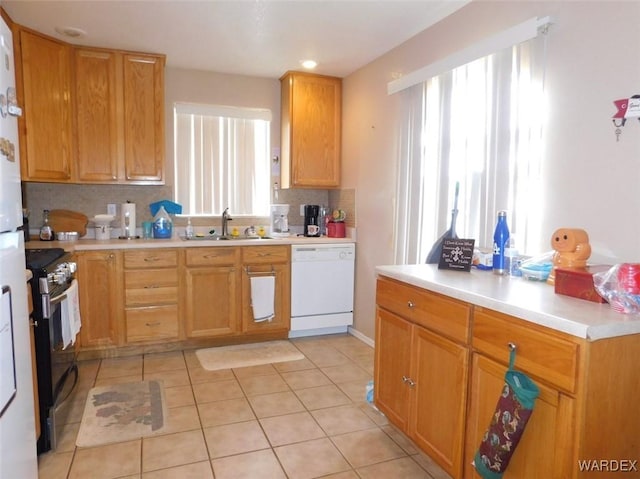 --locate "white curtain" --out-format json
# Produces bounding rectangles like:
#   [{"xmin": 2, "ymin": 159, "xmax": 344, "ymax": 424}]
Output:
[
  {"xmin": 174, "ymin": 103, "xmax": 271, "ymax": 216},
  {"xmin": 394, "ymin": 34, "xmax": 547, "ymax": 264}
]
